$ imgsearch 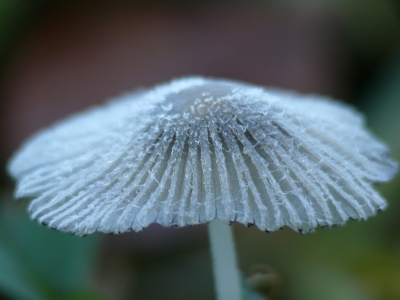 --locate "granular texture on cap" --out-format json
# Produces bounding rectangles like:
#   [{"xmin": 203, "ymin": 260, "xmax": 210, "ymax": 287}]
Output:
[{"xmin": 8, "ymin": 77, "xmax": 397, "ymax": 236}]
